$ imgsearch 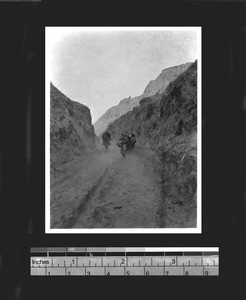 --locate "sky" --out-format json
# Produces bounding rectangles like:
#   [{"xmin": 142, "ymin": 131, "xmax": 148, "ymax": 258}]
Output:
[{"xmin": 47, "ymin": 27, "xmax": 200, "ymax": 124}]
